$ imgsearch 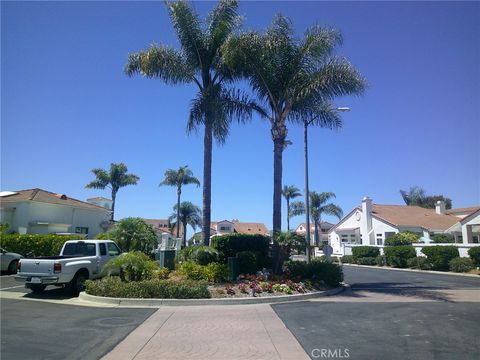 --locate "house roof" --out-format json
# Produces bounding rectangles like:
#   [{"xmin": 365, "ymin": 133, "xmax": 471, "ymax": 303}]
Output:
[
  {"xmin": 143, "ymin": 219, "xmax": 184, "ymax": 236},
  {"xmin": 0, "ymin": 188, "xmax": 110, "ymax": 212},
  {"xmin": 87, "ymin": 197, "xmax": 112, "ymax": 202},
  {"xmin": 211, "ymin": 220, "xmax": 269, "ymax": 235},
  {"xmin": 371, "ymin": 204, "xmax": 459, "ymax": 230},
  {"xmin": 296, "ymin": 222, "xmax": 335, "ymax": 231},
  {"xmin": 445, "ymin": 207, "xmax": 480, "ymax": 216}
]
